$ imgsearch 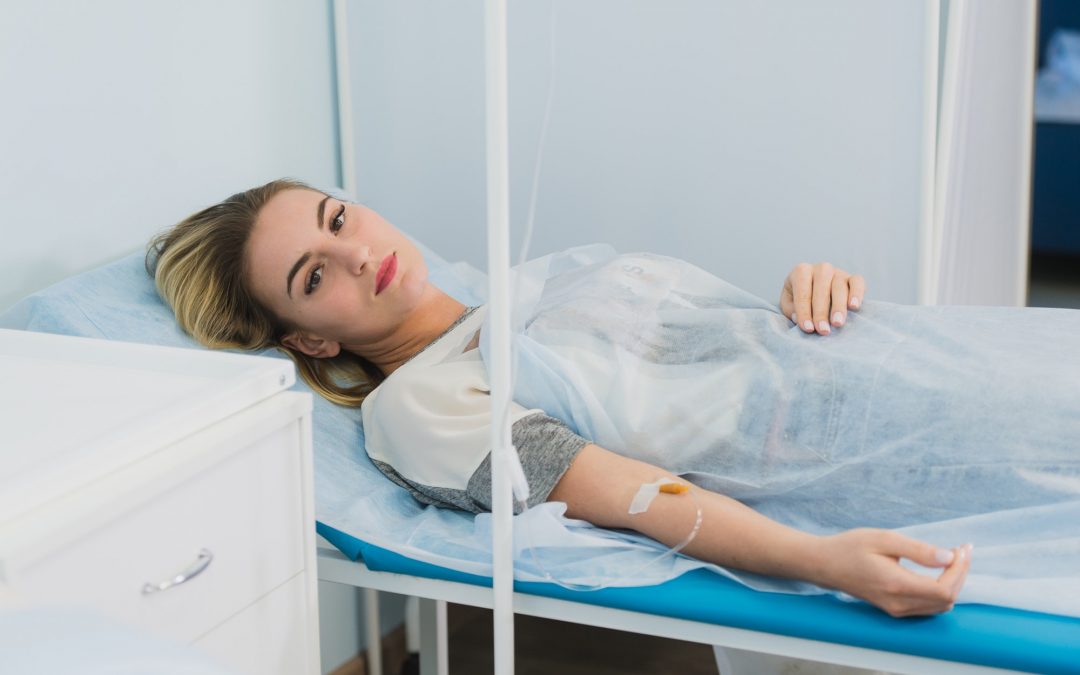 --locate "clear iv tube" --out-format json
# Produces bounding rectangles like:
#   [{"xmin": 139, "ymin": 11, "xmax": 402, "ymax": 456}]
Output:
[
  {"xmin": 515, "ymin": 492, "xmax": 704, "ymax": 593},
  {"xmin": 499, "ymin": 0, "xmax": 557, "ymax": 437},
  {"xmin": 515, "ymin": 0, "xmax": 559, "ymax": 273},
  {"xmin": 499, "ymin": 0, "xmax": 704, "ymax": 591}
]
